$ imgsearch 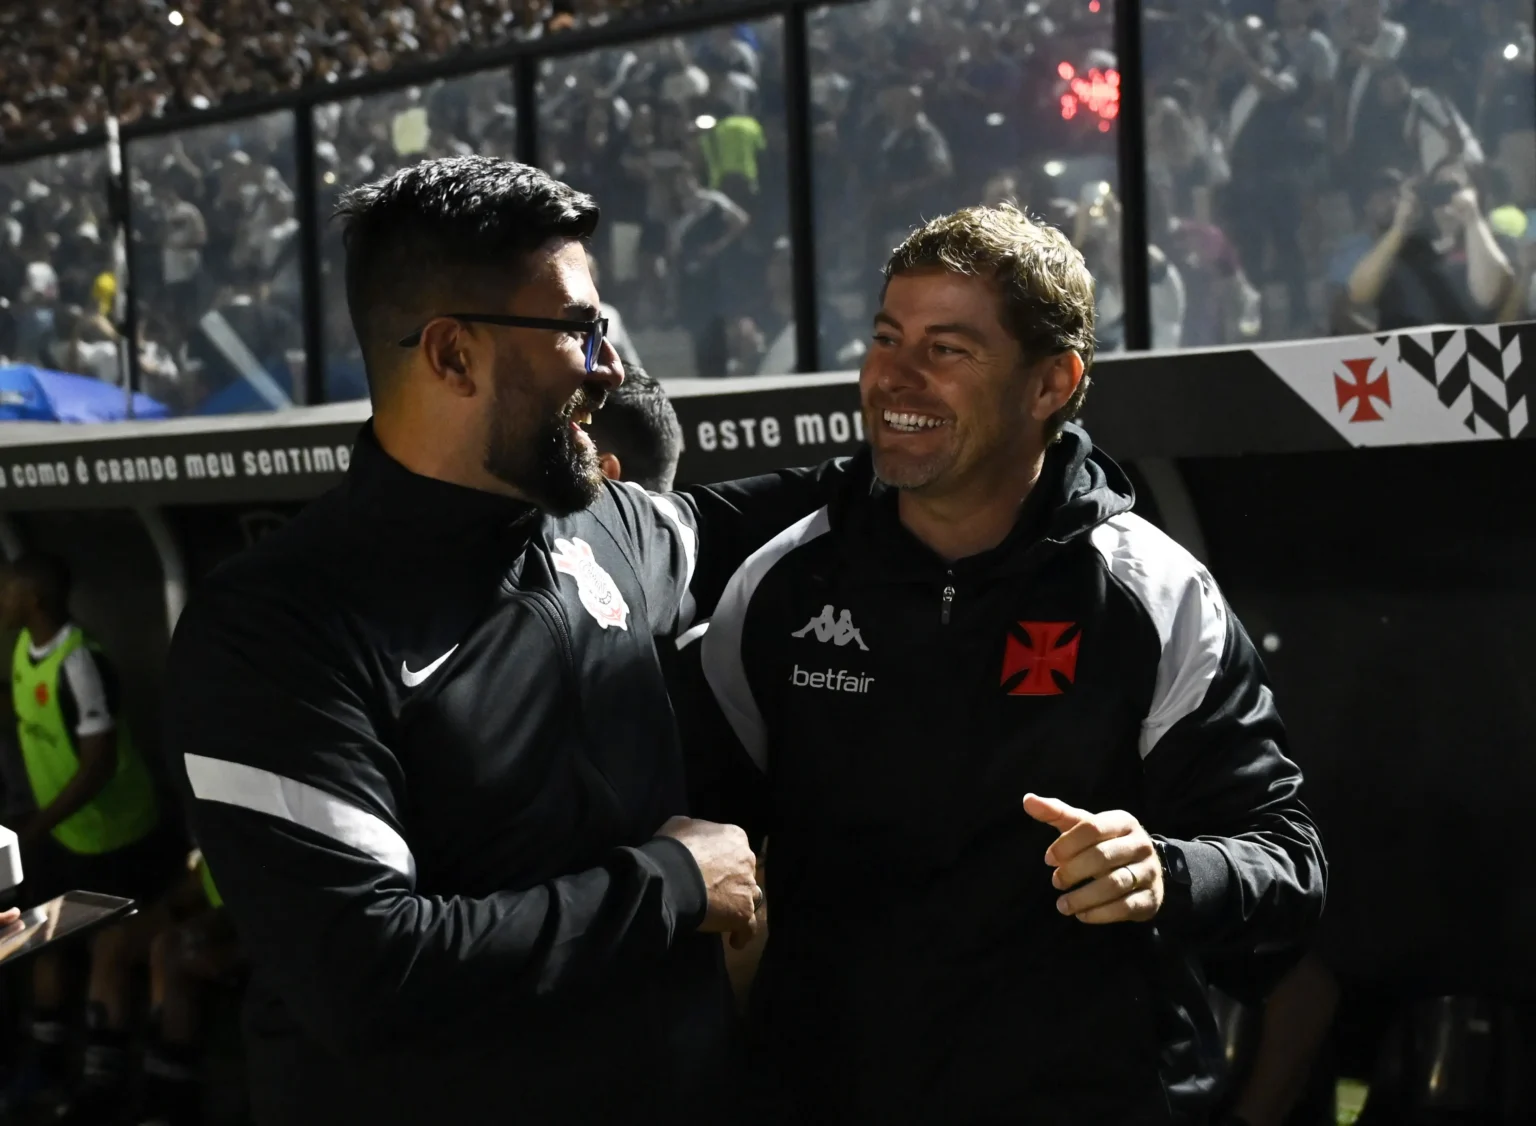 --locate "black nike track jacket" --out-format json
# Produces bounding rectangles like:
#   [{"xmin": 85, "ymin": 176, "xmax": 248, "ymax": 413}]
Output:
[
  {"xmin": 162, "ymin": 425, "xmax": 839, "ymax": 1125},
  {"xmin": 699, "ymin": 426, "xmax": 1328, "ymax": 1125}
]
